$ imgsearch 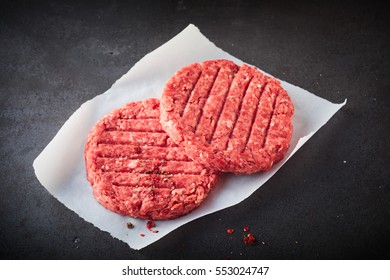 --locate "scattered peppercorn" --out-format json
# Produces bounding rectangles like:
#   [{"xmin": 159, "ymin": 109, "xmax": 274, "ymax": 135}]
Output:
[
  {"xmin": 126, "ymin": 222, "xmax": 134, "ymax": 229},
  {"xmin": 226, "ymin": 228, "xmax": 235, "ymax": 234}
]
